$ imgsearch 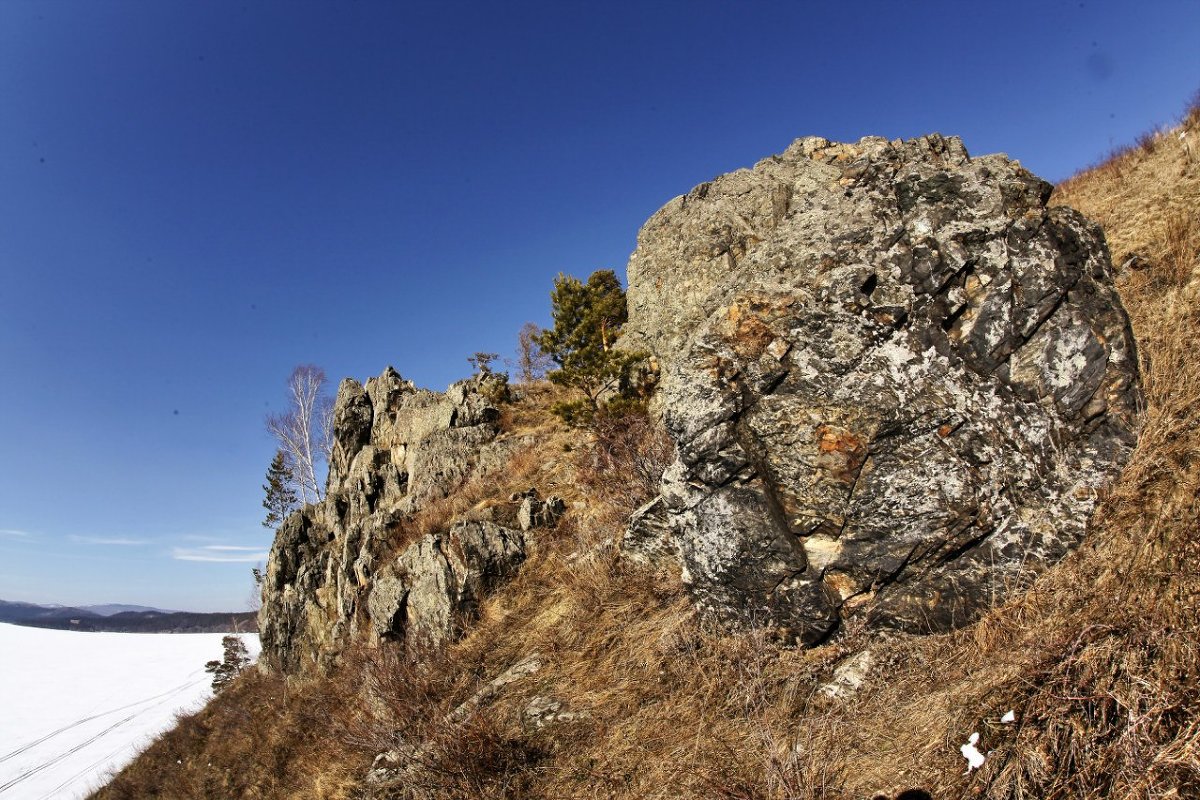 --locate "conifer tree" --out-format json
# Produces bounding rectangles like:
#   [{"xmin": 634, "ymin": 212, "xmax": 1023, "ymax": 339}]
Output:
[
  {"xmin": 535, "ymin": 269, "xmax": 646, "ymax": 424},
  {"xmin": 204, "ymin": 635, "xmax": 251, "ymax": 694},
  {"xmin": 262, "ymin": 449, "xmax": 298, "ymax": 529},
  {"xmin": 467, "ymin": 351, "xmax": 500, "ymax": 375}
]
